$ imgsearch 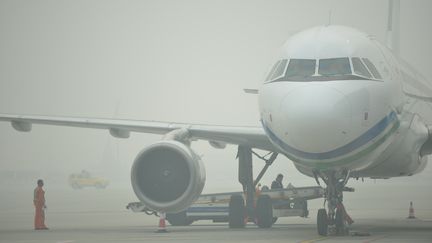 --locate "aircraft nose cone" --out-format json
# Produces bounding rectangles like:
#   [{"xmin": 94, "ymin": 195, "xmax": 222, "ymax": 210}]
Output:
[{"xmin": 279, "ymin": 85, "xmax": 352, "ymax": 156}]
